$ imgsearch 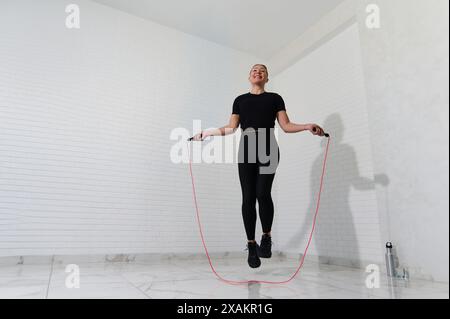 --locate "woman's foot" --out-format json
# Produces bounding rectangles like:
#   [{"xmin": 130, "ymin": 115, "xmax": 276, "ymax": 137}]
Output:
[
  {"xmin": 258, "ymin": 234, "xmax": 272, "ymax": 258},
  {"xmin": 247, "ymin": 242, "xmax": 261, "ymax": 268}
]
